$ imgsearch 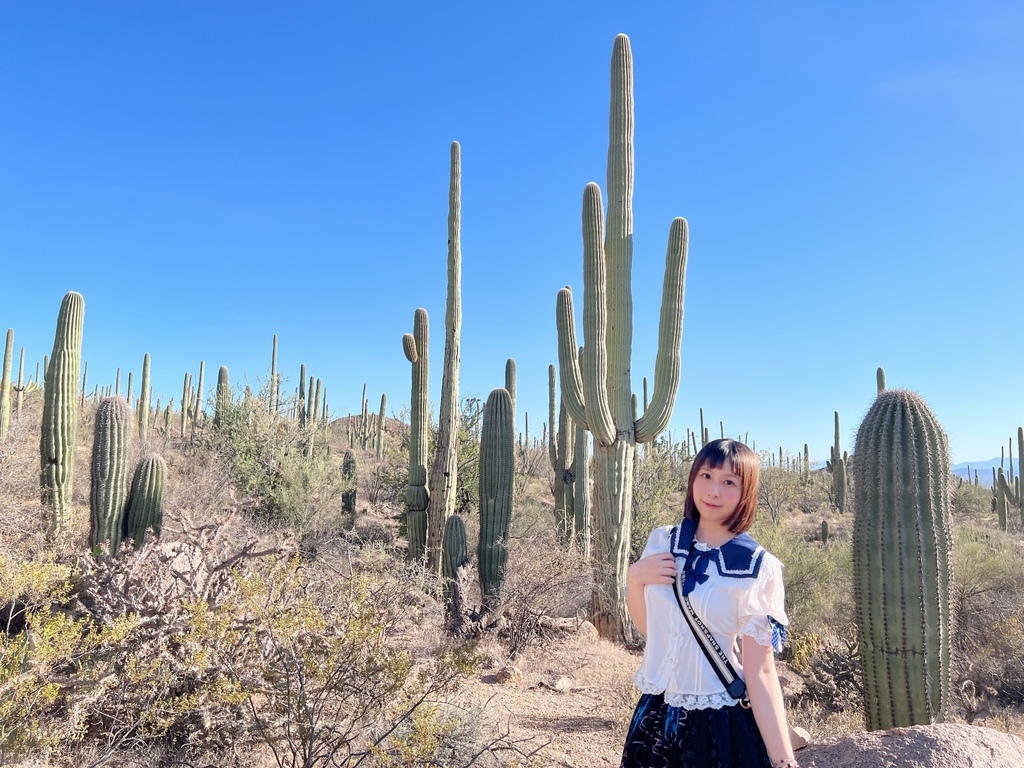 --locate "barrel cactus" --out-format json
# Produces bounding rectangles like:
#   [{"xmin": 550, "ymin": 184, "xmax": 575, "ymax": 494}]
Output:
[
  {"xmin": 478, "ymin": 387, "xmax": 514, "ymax": 609},
  {"xmin": 41, "ymin": 291, "xmax": 85, "ymax": 534},
  {"xmin": 90, "ymin": 396, "xmax": 133, "ymax": 554},
  {"xmin": 124, "ymin": 454, "xmax": 167, "ymax": 549},
  {"xmin": 852, "ymin": 388, "xmax": 953, "ymax": 730}
]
